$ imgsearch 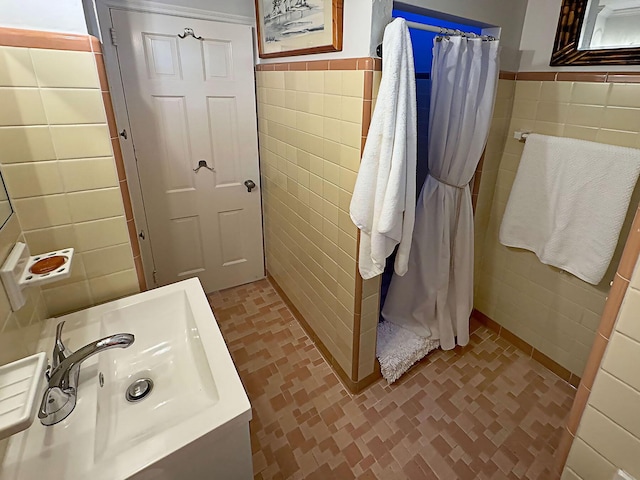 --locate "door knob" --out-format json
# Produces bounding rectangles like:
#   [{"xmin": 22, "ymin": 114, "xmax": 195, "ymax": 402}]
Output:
[
  {"xmin": 244, "ymin": 180, "xmax": 256, "ymax": 192},
  {"xmin": 193, "ymin": 160, "xmax": 214, "ymax": 173}
]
